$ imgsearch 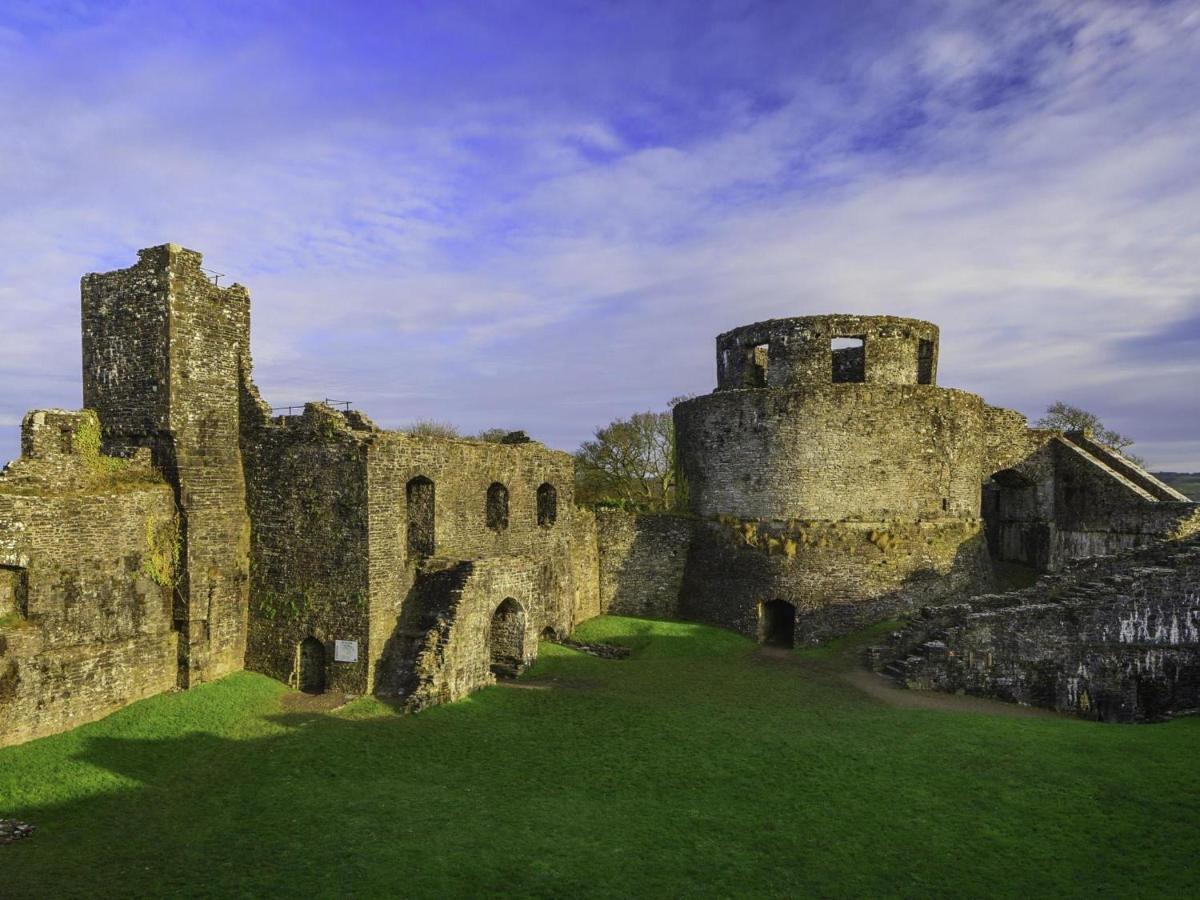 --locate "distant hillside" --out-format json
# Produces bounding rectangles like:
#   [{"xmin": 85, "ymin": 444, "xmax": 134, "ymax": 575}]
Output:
[{"xmin": 1153, "ymin": 472, "xmax": 1200, "ymax": 501}]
